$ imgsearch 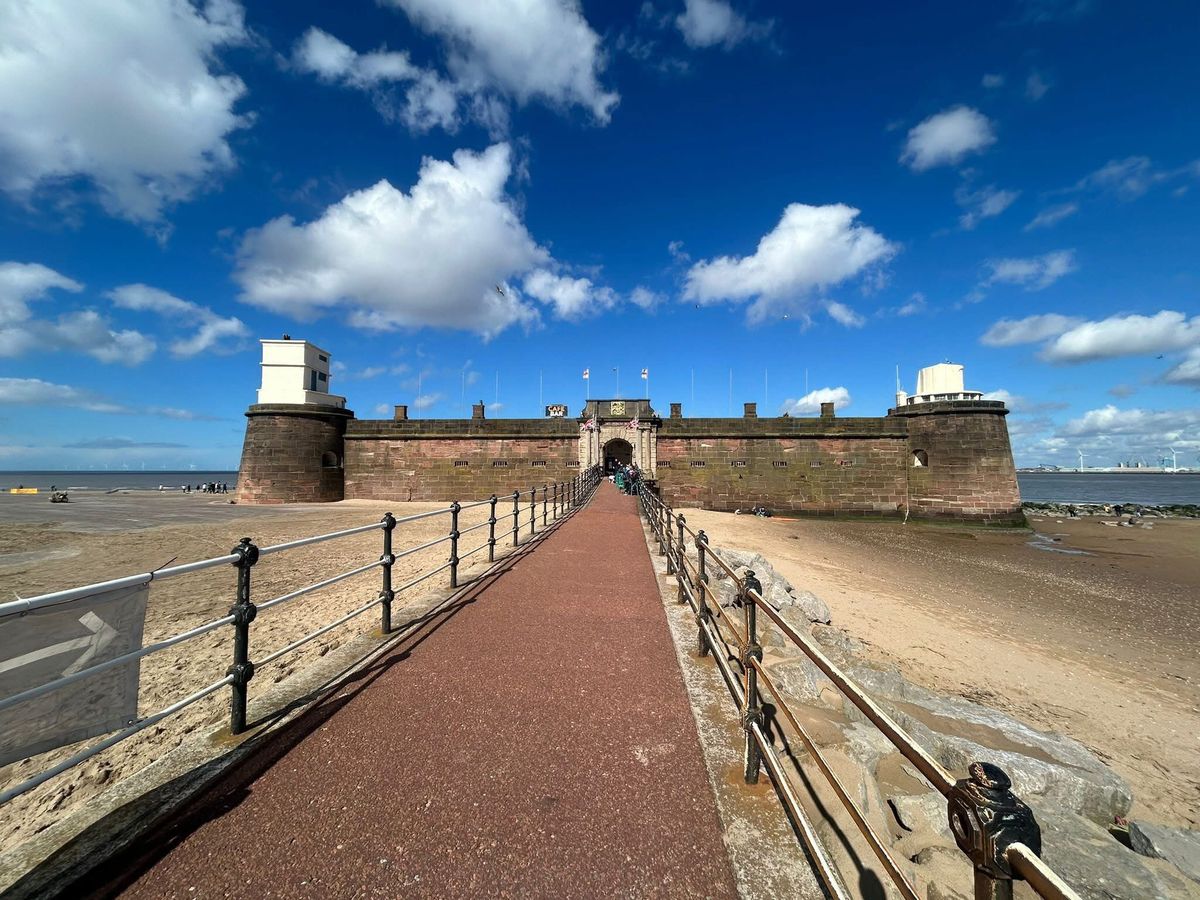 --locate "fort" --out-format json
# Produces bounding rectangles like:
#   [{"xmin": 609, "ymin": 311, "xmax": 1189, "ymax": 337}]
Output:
[{"xmin": 235, "ymin": 338, "xmax": 1023, "ymax": 524}]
